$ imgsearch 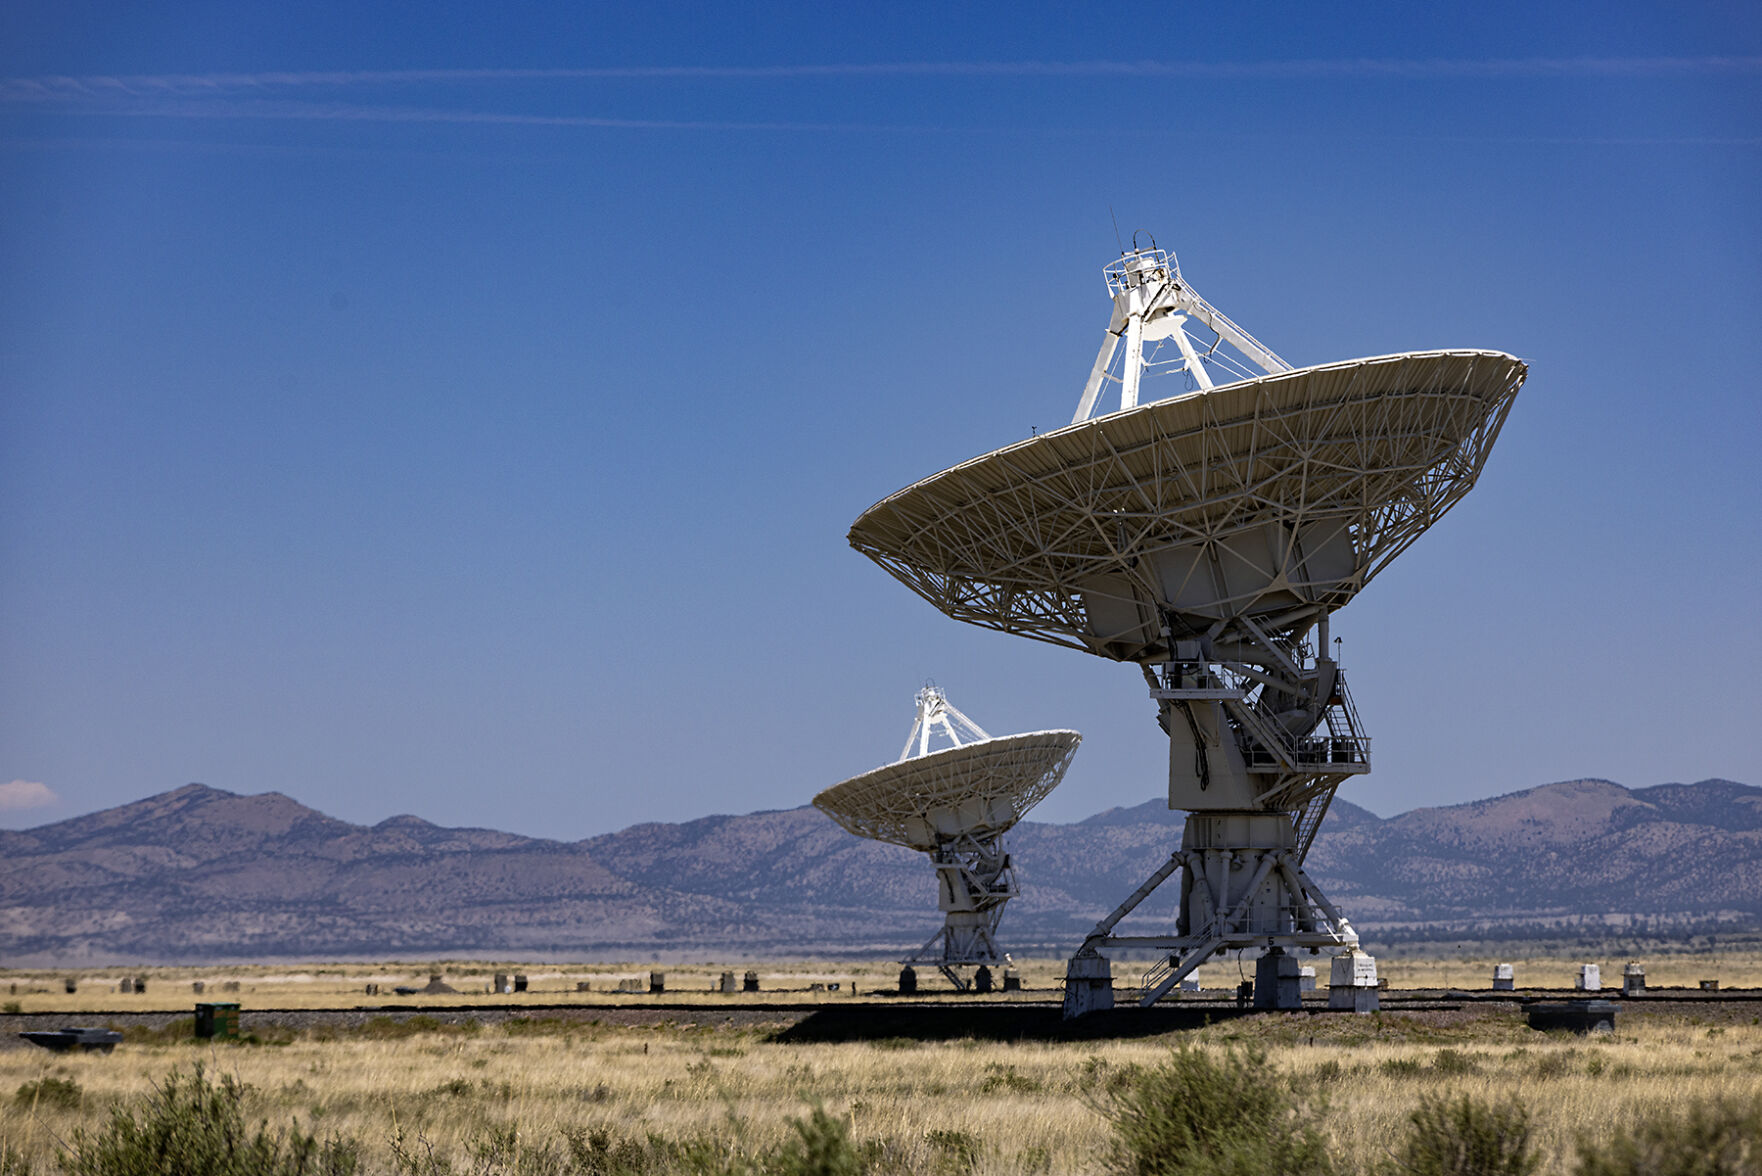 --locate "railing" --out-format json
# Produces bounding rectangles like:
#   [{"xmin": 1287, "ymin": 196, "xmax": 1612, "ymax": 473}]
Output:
[
  {"xmin": 1103, "ymin": 249, "xmax": 1176, "ymax": 296},
  {"xmin": 1295, "ymin": 734, "xmax": 1370, "ymax": 766},
  {"xmin": 1140, "ymin": 954, "xmax": 1176, "ymax": 1001},
  {"xmin": 1236, "ymin": 699, "xmax": 1370, "ymax": 771}
]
